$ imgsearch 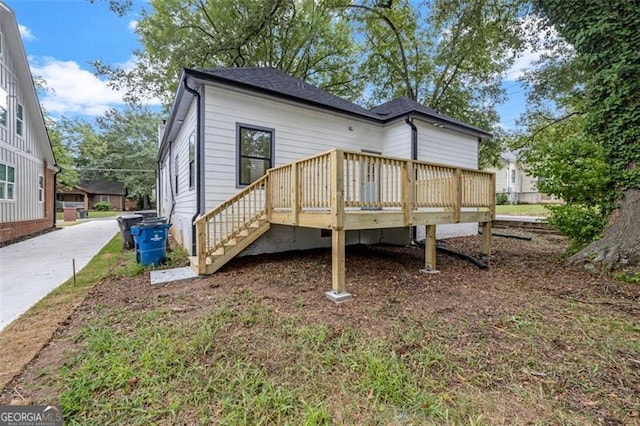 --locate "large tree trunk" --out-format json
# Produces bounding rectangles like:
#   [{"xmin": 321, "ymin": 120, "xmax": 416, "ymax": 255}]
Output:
[{"xmin": 569, "ymin": 188, "xmax": 640, "ymax": 271}]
